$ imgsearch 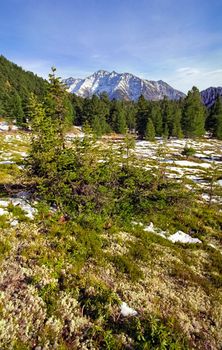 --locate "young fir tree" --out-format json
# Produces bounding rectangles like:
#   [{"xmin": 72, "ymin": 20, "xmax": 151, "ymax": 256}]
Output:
[
  {"xmin": 182, "ymin": 87, "xmax": 206, "ymax": 138},
  {"xmin": 145, "ymin": 118, "xmax": 155, "ymax": 141},
  {"xmin": 7, "ymin": 92, "xmax": 25, "ymax": 126},
  {"xmin": 172, "ymin": 108, "xmax": 183, "ymax": 138},
  {"xmin": 207, "ymin": 96, "xmax": 222, "ymax": 139},
  {"xmin": 28, "ymin": 68, "xmax": 74, "ymax": 210},
  {"xmin": 92, "ymin": 115, "xmax": 102, "ymax": 137},
  {"xmin": 161, "ymin": 97, "xmax": 174, "ymax": 137},
  {"xmin": 44, "ymin": 67, "xmax": 74, "ymax": 139},
  {"xmin": 136, "ymin": 95, "xmax": 150, "ymax": 138},
  {"xmin": 110, "ymin": 100, "xmax": 127, "ymax": 134},
  {"xmin": 150, "ymin": 103, "xmax": 163, "ymax": 136}
]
